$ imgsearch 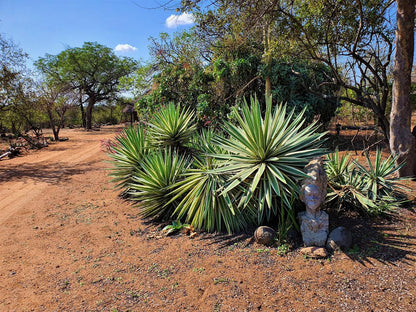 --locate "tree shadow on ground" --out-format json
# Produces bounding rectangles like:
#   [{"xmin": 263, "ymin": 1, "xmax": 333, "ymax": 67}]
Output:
[
  {"xmin": 329, "ymin": 208, "xmax": 416, "ymax": 266},
  {"xmin": 197, "ymin": 207, "xmax": 416, "ymax": 267},
  {"xmin": 0, "ymin": 160, "xmax": 101, "ymax": 184}
]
